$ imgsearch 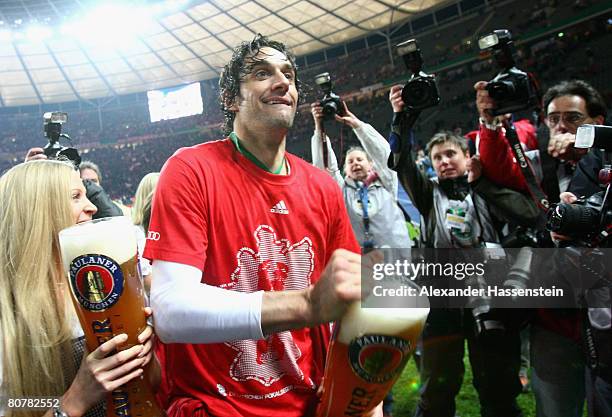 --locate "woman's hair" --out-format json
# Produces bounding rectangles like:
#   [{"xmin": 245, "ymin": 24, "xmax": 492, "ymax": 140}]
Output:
[
  {"xmin": 132, "ymin": 172, "xmax": 160, "ymax": 229},
  {"xmin": 344, "ymin": 146, "xmax": 372, "ymax": 163},
  {"xmin": 0, "ymin": 160, "xmax": 78, "ymax": 414}
]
